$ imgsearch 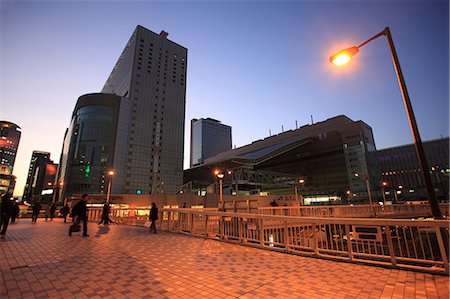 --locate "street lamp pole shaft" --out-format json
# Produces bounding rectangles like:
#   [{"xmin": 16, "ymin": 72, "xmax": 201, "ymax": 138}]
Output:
[
  {"xmin": 384, "ymin": 27, "xmax": 442, "ymax": 218},
  {"xmin": 106, "ymin": 180, "xmax": 112, "ymax": 204},
  {"xmin": 219, "ymin": 179, "xmax": 223, "ymax": 210}
]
